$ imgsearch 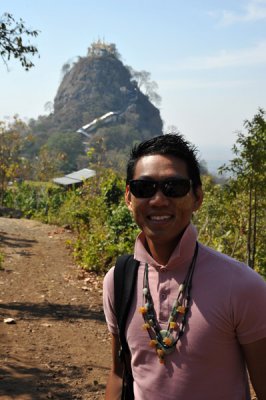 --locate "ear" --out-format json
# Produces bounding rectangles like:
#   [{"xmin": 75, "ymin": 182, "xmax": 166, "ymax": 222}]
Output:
[
  {"xmin": 193, "ymin": 186, "xmax": 203, "ymax": 212},
  {"xmin": 125, "ymin": 185, "xmax": 133, "ymax": 212}
]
